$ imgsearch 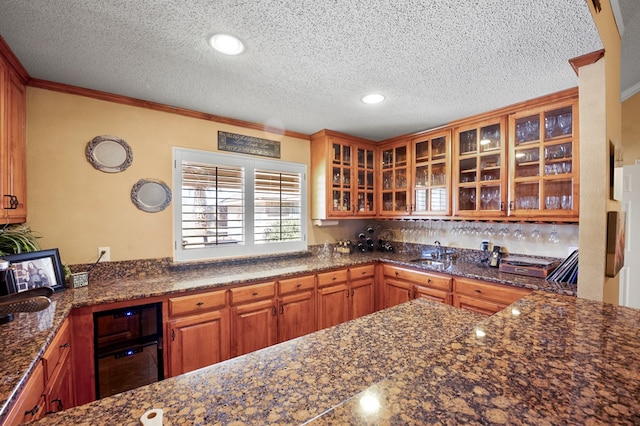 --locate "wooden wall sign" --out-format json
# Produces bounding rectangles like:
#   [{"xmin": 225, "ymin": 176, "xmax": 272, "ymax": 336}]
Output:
[{"xmin": 218, "ymin": 131, "xmax": 281, "ymax": 158}]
